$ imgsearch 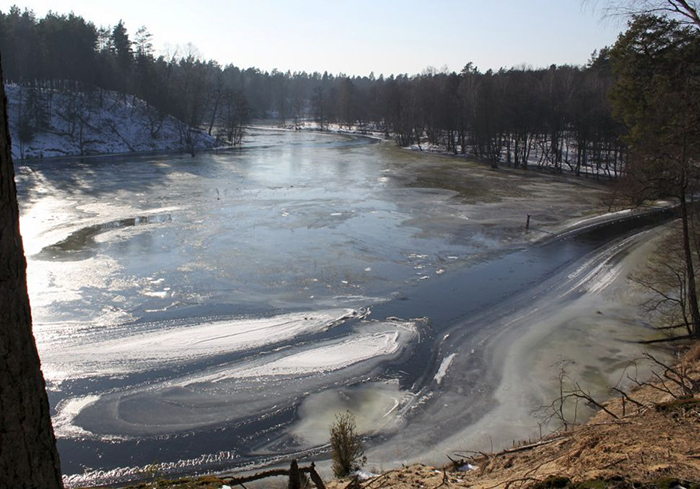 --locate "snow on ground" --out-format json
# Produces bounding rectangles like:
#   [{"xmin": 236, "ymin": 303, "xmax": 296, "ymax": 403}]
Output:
[
  {"xmin": 5, "ymin": 84, "xmax": 215, "ymax": 160},
  {"xmin": 295, "ymin": 120, "xmax": 621, "ymax": 179}
]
